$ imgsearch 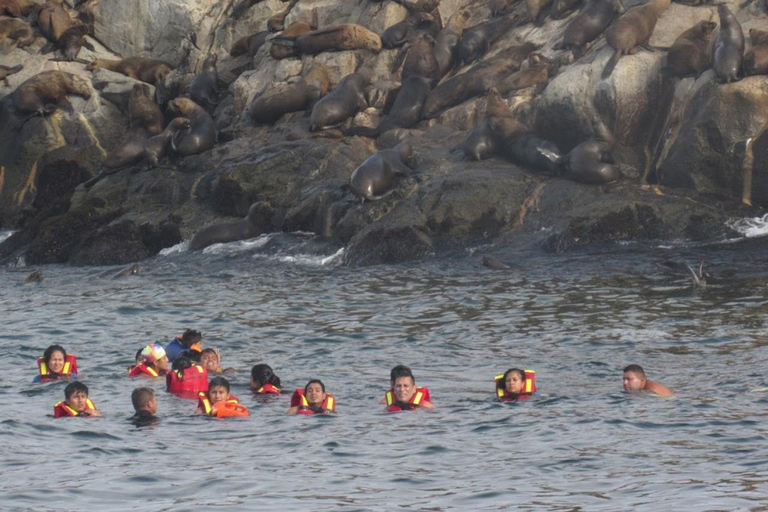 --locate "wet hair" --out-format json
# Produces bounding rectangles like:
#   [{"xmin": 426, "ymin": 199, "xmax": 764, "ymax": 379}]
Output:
[
  {"xmin": 250, "ymin": 364, "xmax": 281, "ymax": 389},
  {"xmin": 64, "ymin": 381, "xmax": 88, "ymax": 399},
  {"xmin": 305, "ymin": 379, "xmax": 325, "ymax": 394},
  {"xmin": 623, "ymin": 364, "xmax": 646, "ymax": 378},
  {"xmin": 44, "ymin": 345, "xmax": 67, "ymax": 365},
  {"xmin": 209, "ymin": 376, "xmax": 230, "ymax": 393},
  {"xmin": 497, "ymin": 368, "xmax": 526, "ymax": 390},
  {"xmin": 390, "ymin": 365, "xmax": 414, "ymax": 385},
  {"xmin": 135, "ymin": 348, "xmax": 144, "ymax": 363},
  {"xmin": 180, "ymin": 329, "xmax": 202, "ymax": 348},
  {"xmin": 131, "ymin": 387, "xmax": 155, "ymax": 411},
  {"xmin": 171, "ymin": 356, "xmax": 193, "ymax": 379},
  {"xmin": 200, "ymin": 348, "xmax": 218, "ymax": 361}
]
